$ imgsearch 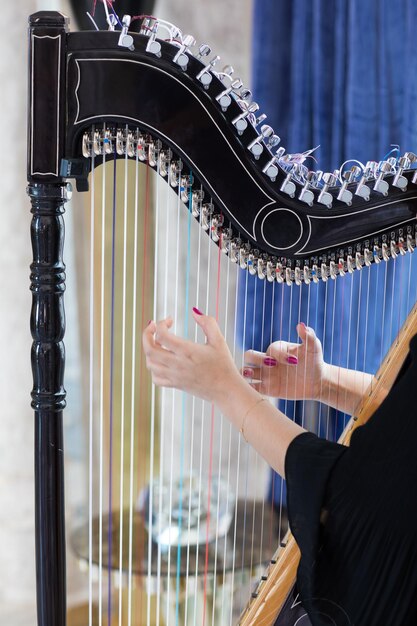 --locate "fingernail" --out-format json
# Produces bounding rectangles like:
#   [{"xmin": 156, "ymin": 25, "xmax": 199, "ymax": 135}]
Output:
[
  {"xmin": 193, "ymin": 306, "xmax": 203, "ymax": 316},
  {"xmin": 243, "ymin": 368, "xmax": 254, "ymax": 378},
  {"xmin": 287, "ymin": 356, "xmax": 298, "ymax": 365},
  {"xmin": 263, "ymin": 357, "xmax": 277, "ymax": 367},
  {"xmin": 299, "ymin": 322, "xmax": 306, "ymax": 328},
  {"xmin": 147, "ymin": 320, "xmax": 152, "ymax": 326}
]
